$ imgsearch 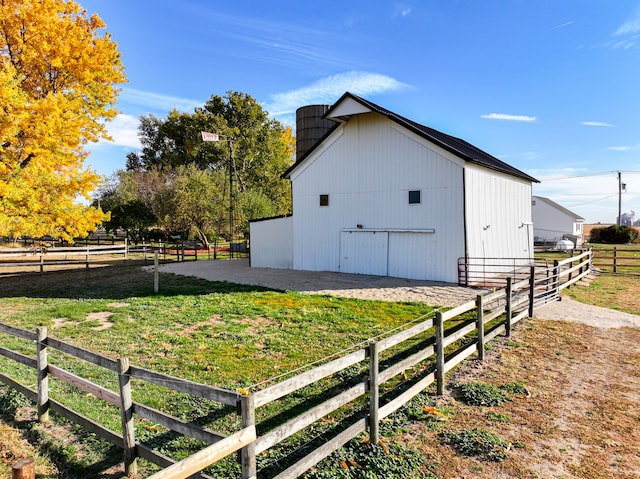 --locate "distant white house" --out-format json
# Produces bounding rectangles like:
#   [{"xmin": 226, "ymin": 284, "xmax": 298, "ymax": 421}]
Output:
[
  {"xmin": 531, "ymin": 196, "xmax": 584, "ymax": 247},
  {"xmin": 250, "ymin": 93, "xmax": 539, "ymax": 283}
]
